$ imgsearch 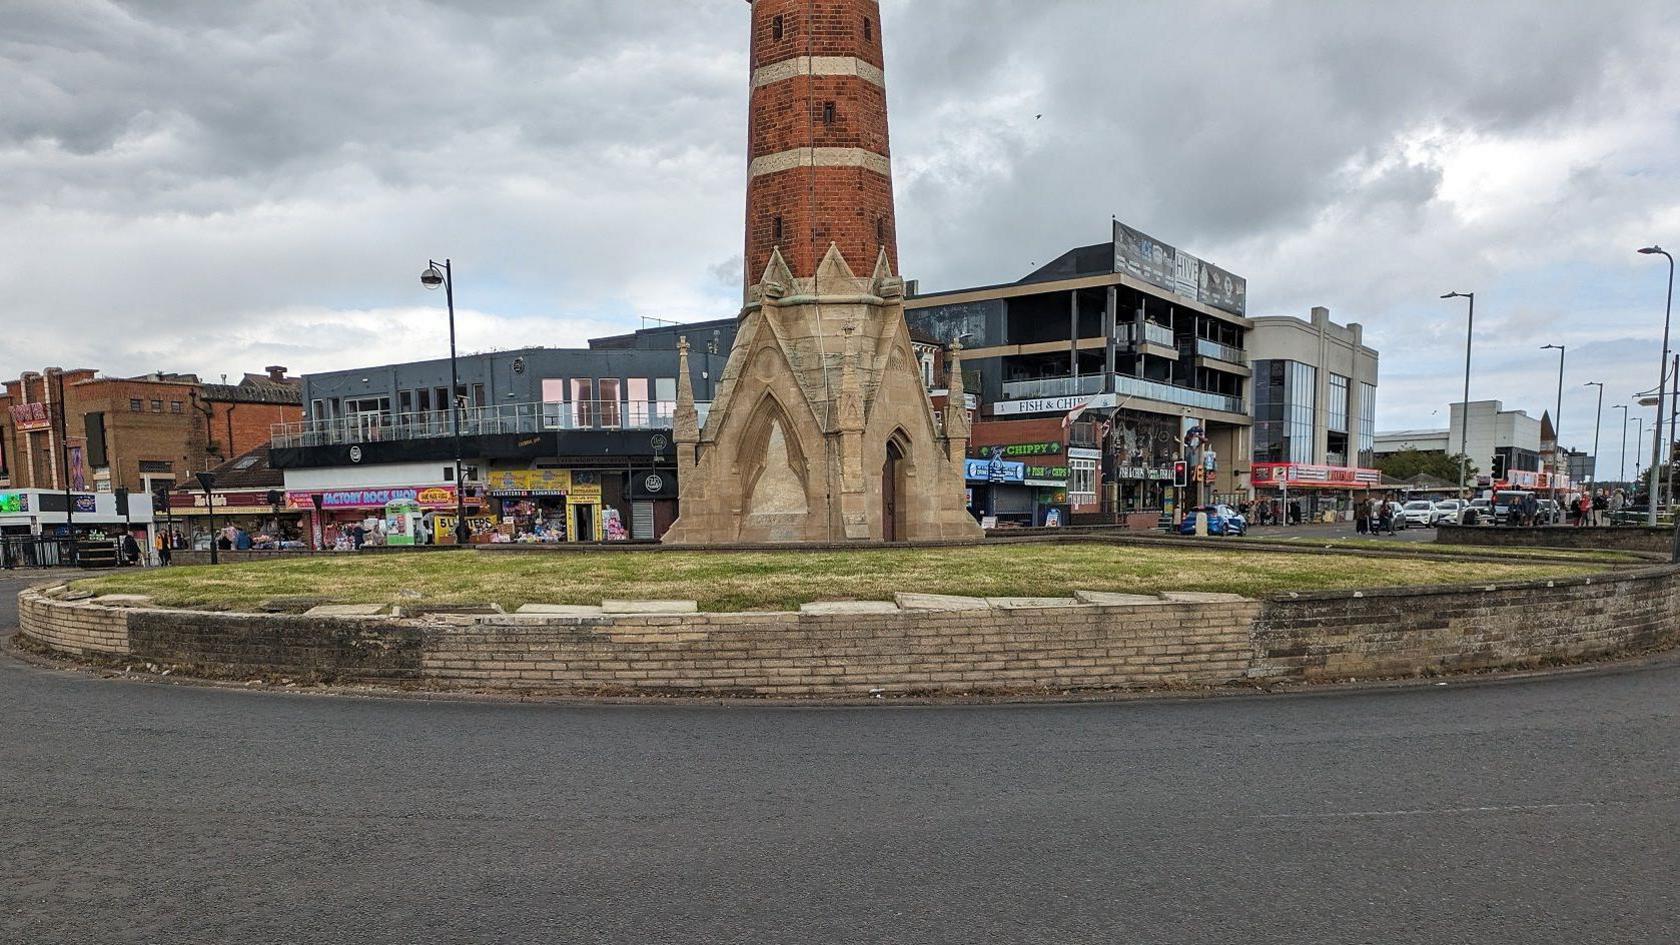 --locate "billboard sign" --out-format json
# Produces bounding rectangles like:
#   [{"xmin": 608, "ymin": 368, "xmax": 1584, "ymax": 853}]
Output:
[
  {"xmin": 1112, "ymin": 220, "xmax": 1247, "ymax": 316},
  {"xmin": 9, "ymin": 402, "xmax": 51, "ymax": 432}
]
